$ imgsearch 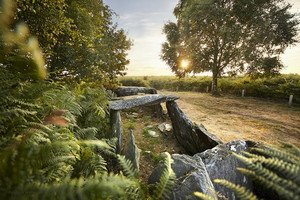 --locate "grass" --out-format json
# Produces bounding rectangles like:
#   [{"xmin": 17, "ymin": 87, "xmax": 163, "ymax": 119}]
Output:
[{"xmin": 124, "ymin": 122, "xmax": 135, "ymax": 130}]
